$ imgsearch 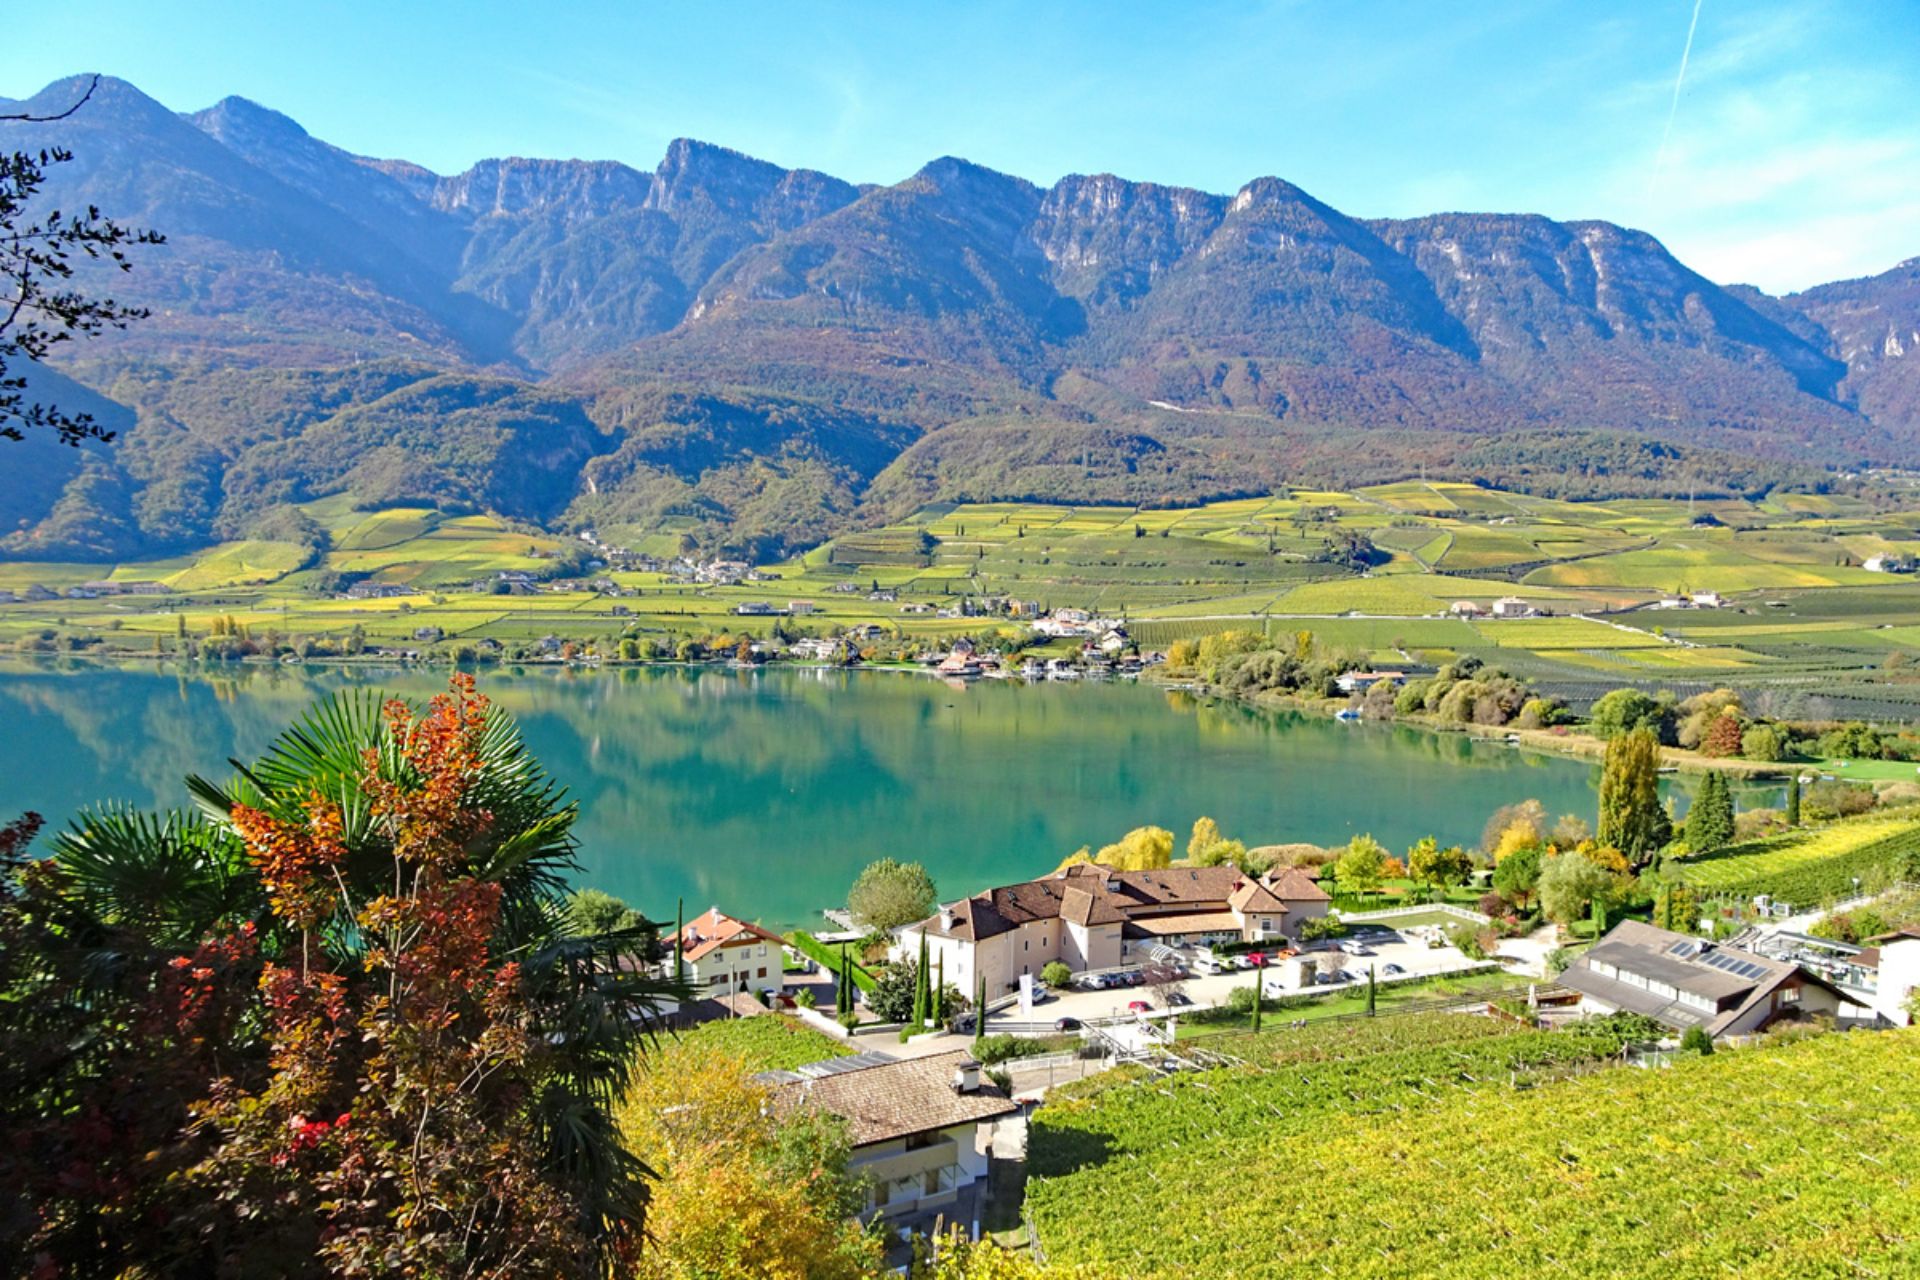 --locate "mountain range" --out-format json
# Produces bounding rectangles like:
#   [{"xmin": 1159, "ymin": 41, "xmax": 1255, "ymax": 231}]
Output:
[{"xmin": 5, "ymin": 73, "xmax": 1918, "ymax": 562}]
